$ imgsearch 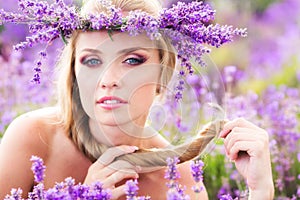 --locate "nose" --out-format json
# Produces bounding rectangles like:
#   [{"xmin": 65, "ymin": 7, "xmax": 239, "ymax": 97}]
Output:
[
  {"xmin": 100, "ymin": 81, "xmax": 119, "ymax": 89},
  {"xmin": 99, "ymin": 65, "xmax": 121, "ymax": 89}
]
